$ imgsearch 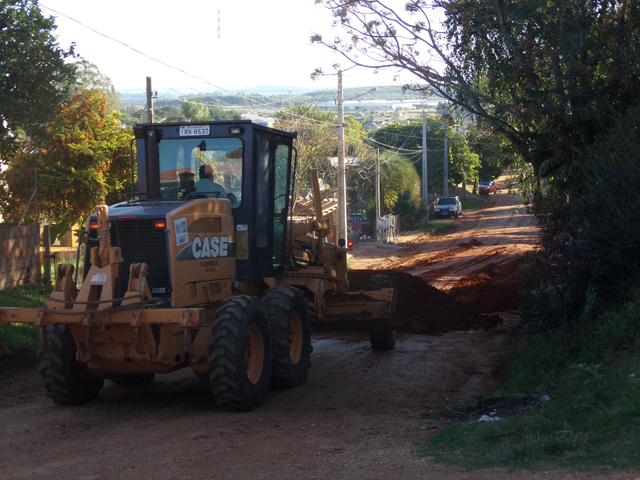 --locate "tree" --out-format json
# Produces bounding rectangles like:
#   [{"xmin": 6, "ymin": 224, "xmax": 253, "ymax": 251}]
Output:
[
  {"xmin": 181, "ymin": 99, "xmax": 211, "ymax": 122},
  {"xmin": 0, "ymin": 90, "xmax": 133, "ymax": 240},
  {"xmin": 274, "ymin": 105, "xmax": 341, "ymax": 204},
  {"xmin": 466, "ymin": 125, "xmax": 503, "ymax": 183},
  {"xmin": 69, "ymin": 60, "xmax": 122, "ymax": 114},
  {"xmin": 0, "ymin": 0, "xmax": 76, "ymax": 158},
  {"xmin": 370, "ymin": 118, "xmax": 480, "ymax": 195},
  {"xmin": 181, "ymin": 99, "xmax": 241, "ymax": 123},
  {"xmin": 312, "ymin": 0, "xmax": 640, "ymax": 181}
]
